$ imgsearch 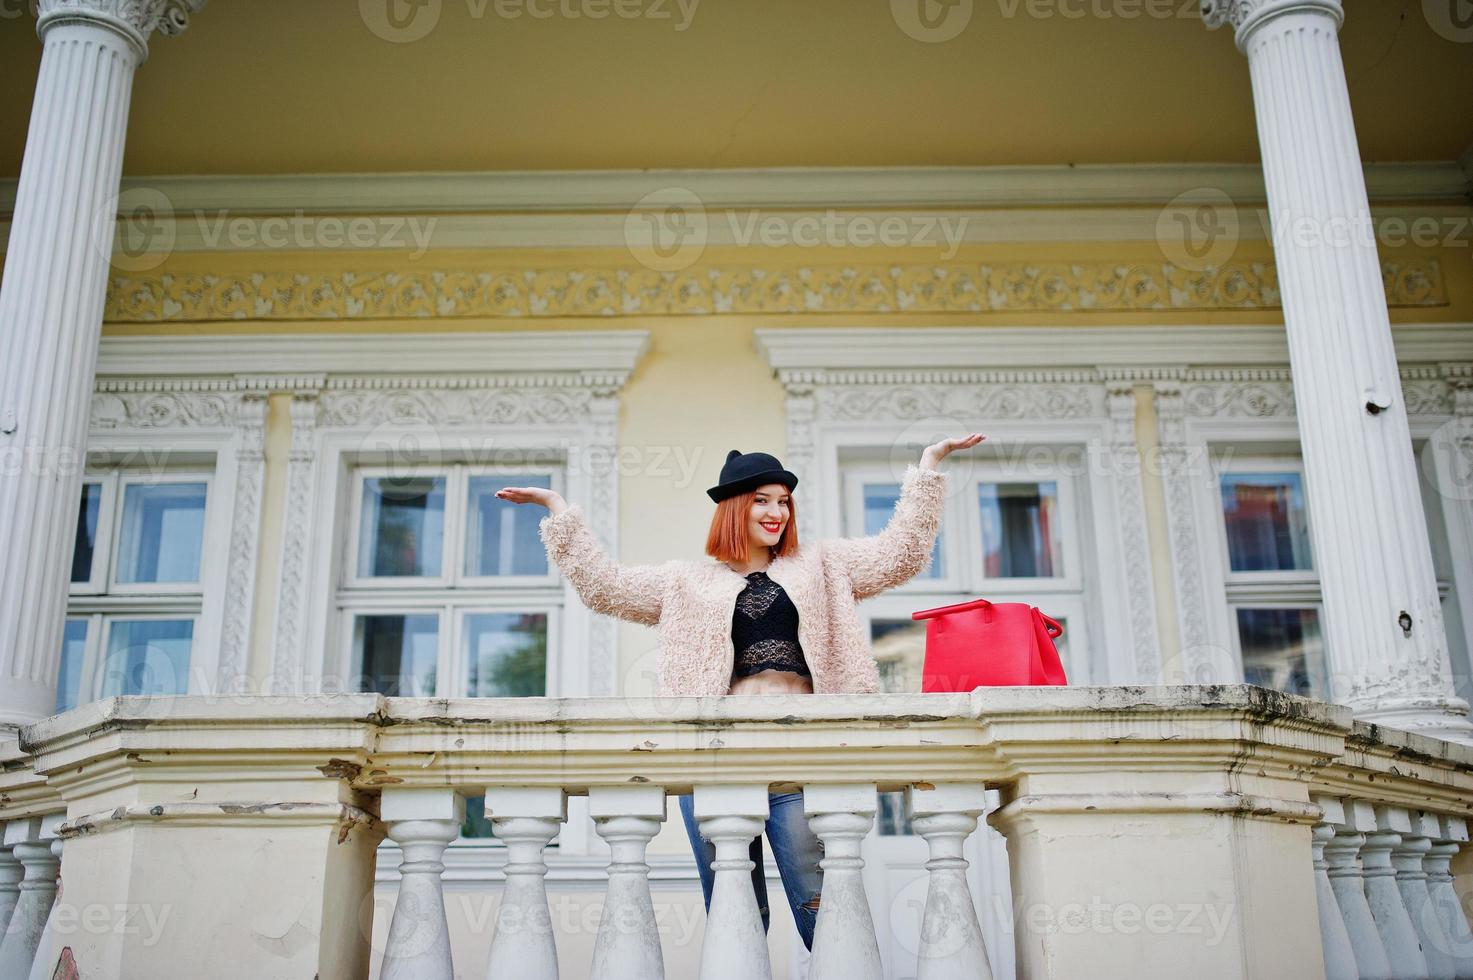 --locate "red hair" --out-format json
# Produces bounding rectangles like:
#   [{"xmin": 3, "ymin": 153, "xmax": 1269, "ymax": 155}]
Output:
[{"xmin": 705, "ymin": 487, "xmax": 800, "ymax": 564}]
